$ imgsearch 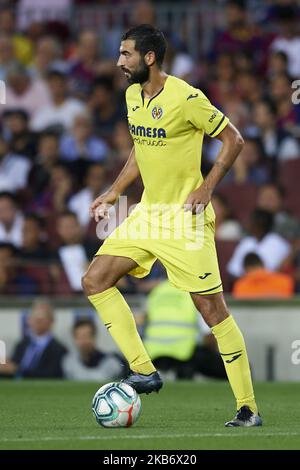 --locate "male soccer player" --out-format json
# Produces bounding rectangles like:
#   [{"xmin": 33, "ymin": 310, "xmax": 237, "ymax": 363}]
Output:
[{"xmin": 83, "ymin": 24, "xmax": 262, "ymax": 427}]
